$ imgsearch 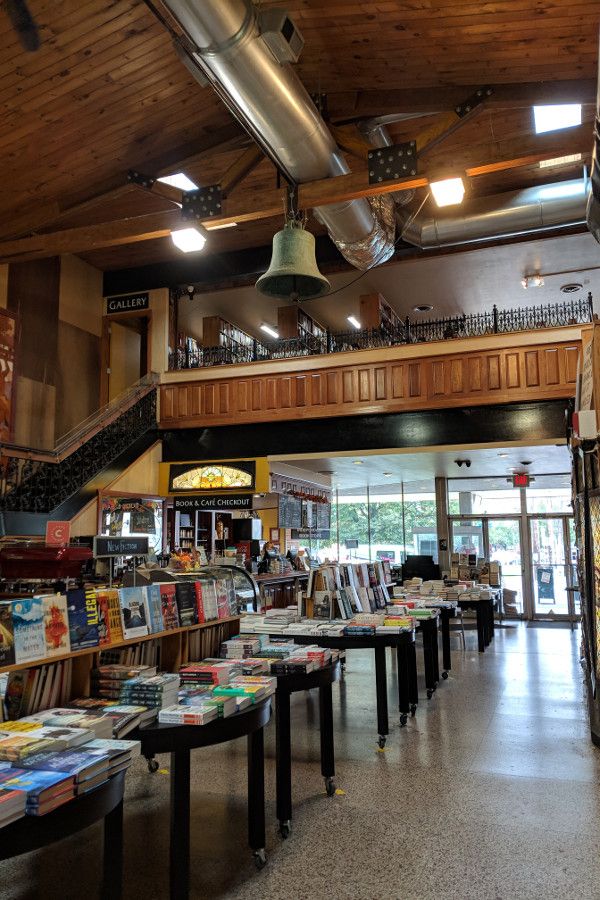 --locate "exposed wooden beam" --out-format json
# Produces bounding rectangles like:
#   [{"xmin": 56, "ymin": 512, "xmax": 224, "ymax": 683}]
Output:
[
  {"xmin": 327, "ymin": 79, "xmax": 596, "ymax": 120},
  {"xmin": 220, "ymin": 146, "xmax": 266, "ymax": 197}
]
